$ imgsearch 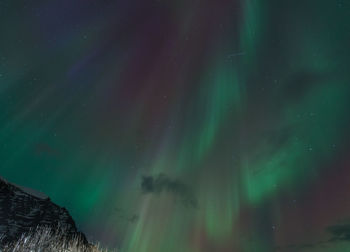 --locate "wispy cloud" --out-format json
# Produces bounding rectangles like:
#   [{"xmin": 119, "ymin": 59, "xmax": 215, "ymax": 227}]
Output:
[
  {"xmin": 277, "ymin": 221, "xmax": 350, "ymax": 251},
  {"xmin": 141, "ymin": 174, "xmax": 197, "ymax": 208}
]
